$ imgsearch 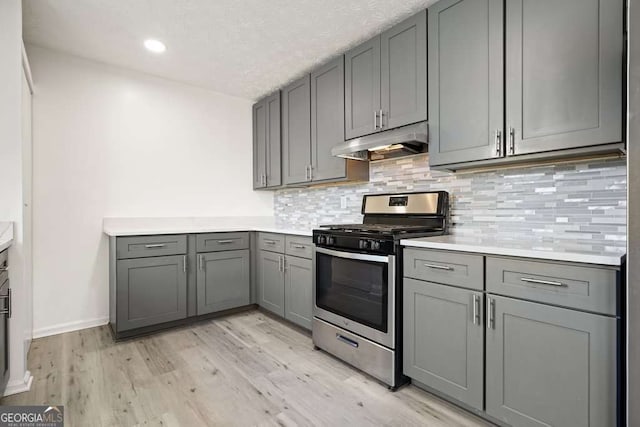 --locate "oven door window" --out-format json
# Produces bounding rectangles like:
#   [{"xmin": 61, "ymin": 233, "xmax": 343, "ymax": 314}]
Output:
[{"xmin": 316, "ymin": 252, "xmax": 388, "ymax": 332}]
